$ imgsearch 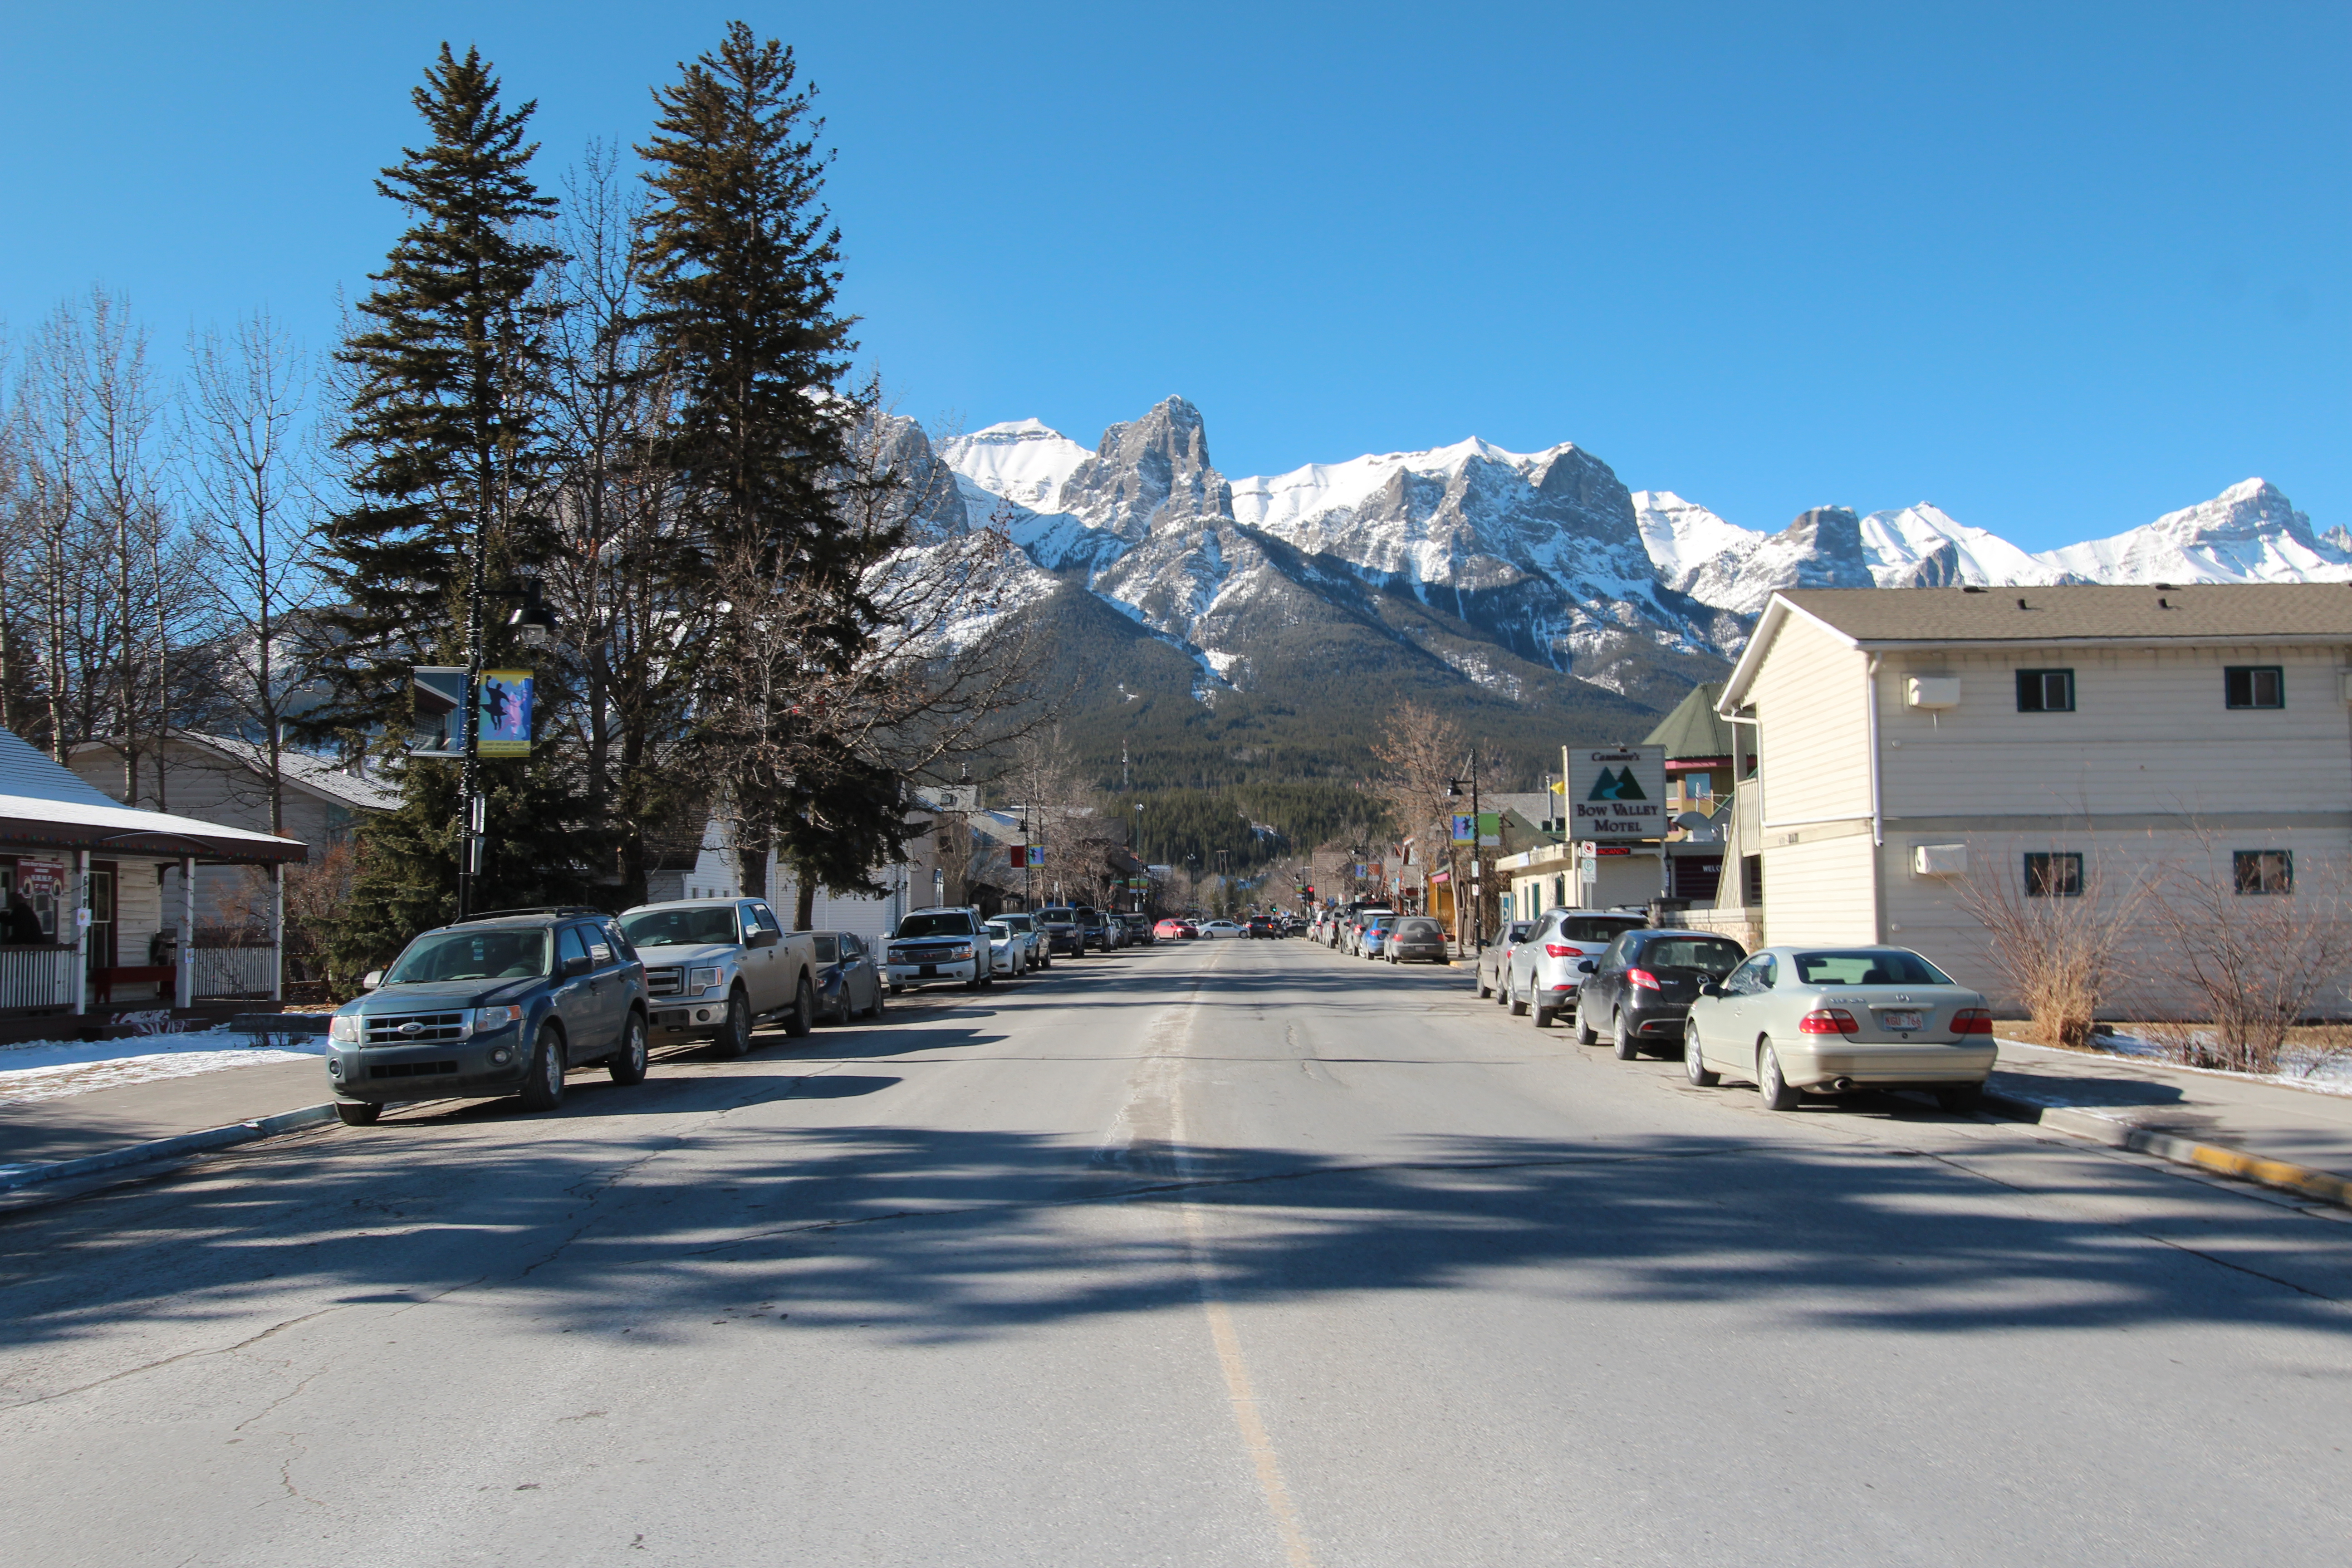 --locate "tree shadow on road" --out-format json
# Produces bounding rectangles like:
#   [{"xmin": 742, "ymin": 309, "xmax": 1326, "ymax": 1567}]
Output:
[{"xmin": 5, "ymin": 1085, "xmax": 2347, "ymax": 1366}]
